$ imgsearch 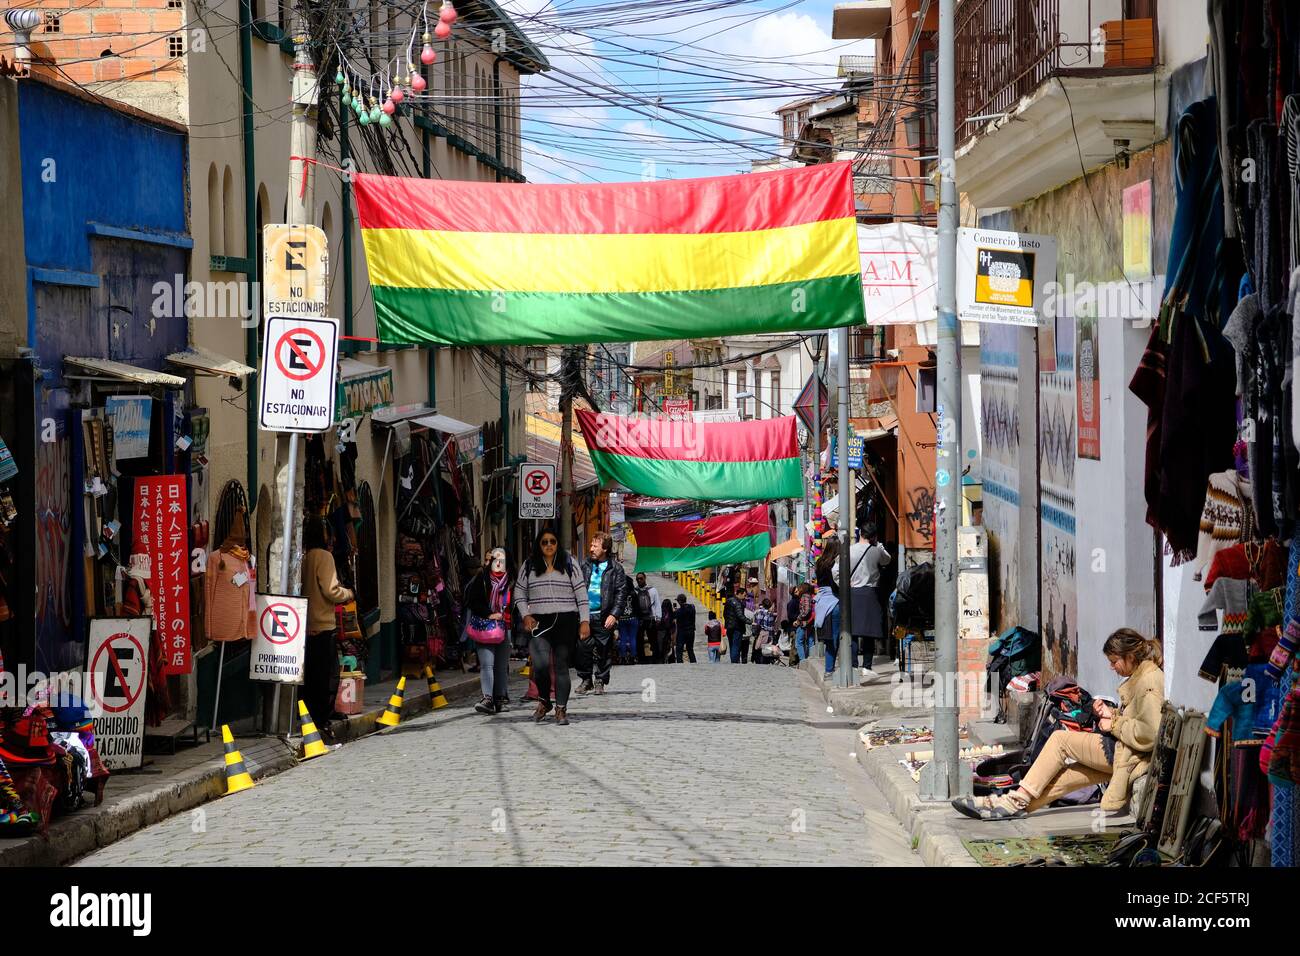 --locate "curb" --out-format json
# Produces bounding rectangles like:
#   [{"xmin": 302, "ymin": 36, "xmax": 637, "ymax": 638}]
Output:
[
  {"xmin": 855, "ymin": 744, "xmax": 979, "ymax": 867},
  {"xmin": 2, "ymin": 662, "xmax": 522, "ymax": 867},
  {"xmin": 803, "ymin": 658, "xmax": 884, "ymax": 718}
]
